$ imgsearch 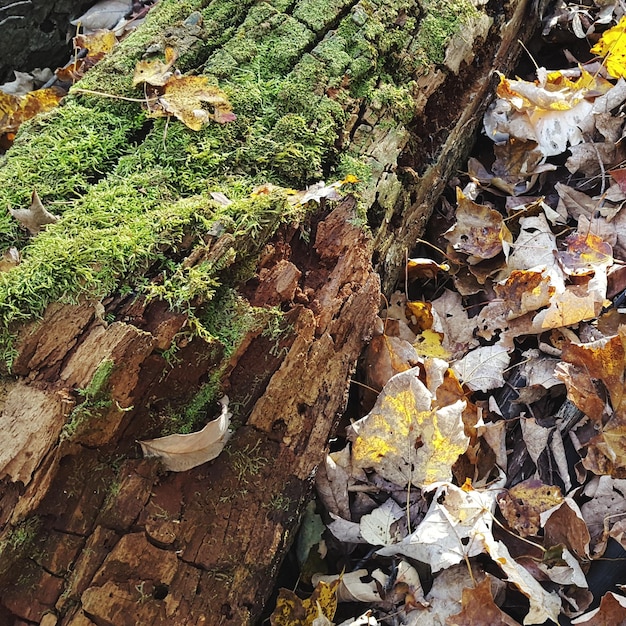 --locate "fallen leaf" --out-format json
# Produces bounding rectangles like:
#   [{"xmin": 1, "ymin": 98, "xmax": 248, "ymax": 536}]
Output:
[
  {"xmin": 0, "ymin": 247, "xmax": 20, "ymax": 272},
  {"xmin": 138, "ymin": 396, "xmax": 231, "ymax": 471},
  {"xmin": 446, "ymin": 577, "xmax": 521, "ymax": 626},
  {"xmin": 8, "ymin": 189, "xmax": 59, "ymax": 234},
  {"xmin": 0, "ymin": 87, "xmax": 65, "ymax": 137},
  {"xmin": 316, "ymin": 445, "xmax": 353, "ymax": 520},
  {"xmin": 378, "ymin": 480, "xmax": 500, "ymax": 571},
  {"xmin": 590, "ymin": 17, "xmax": 626, "ymax": 79},
  {"xmin": 555, "ymin": 361, "xmax": 606, "ymax": 422},
  {"xmin": 150, "ymin": 75, "xmax": 236, "ymax": 129},
  {"xmin": 498, "ymin": 479, "xmax": 563, "ymax": 538},
  {"xmin": 485, "ymin": 69, "xmax": 613, "ymax": 158},
  {"xmin": 71, "ymin": 0, "xmax": 131, "ymax": 33},
  {"xmin": 349, "ymin": 368, "xmax": 468, "ymax": 487},
  {"xmin": 270, "ymin": 579, "xmax": 339, "ymax": 626},
  {"xmin": 557, "ymin": 231, "xmax": 613, "ymax": 277},
  {"xmin": 407, "ymin": 257, "xmax": 450, "ymax": 280},
  {"xmin": 571, "ymin": 592, "xmax": 626, "ymax": 625},
  {"xmin": 133, "ymin": 46, "xmax": 179, "ymax": 87},
  {"xmin": 452, "ymin": 344, "xmax": 510, "ymax": 392},
  {"xmin": 581, "ymin": 476, "xmax": 626, "ymax": 555},
  {"xmin": 359, "ymin": 498, "xmax": 405, "ymax": 546},
  {"xmin": 561, "ymin": 333, "xmax": 625, "ymax": 411},
  {"xmin": 337, "ymin": 611, "xmax": 378, "ymax": 626},
  {"xmin": 444, "ymin": 188, "xmax": 512, "ymax": 264},
  {"xmin": 482, "ymin": 533, "xmax": 562, "ymax": 625},
  {"xmin": 541, "ymin": 498, "xmax": 591, "ymax": 560},
  {"xmin": 312, "ymin": 569, "xmax": 386, "ymax": 604},
  {"xmin": 431, "ymin": 289, "xmax": 479, "ymax": 360},
  {"xmin": 494, "ymin": 268, "xmax": 555, "ymax": 319}
]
